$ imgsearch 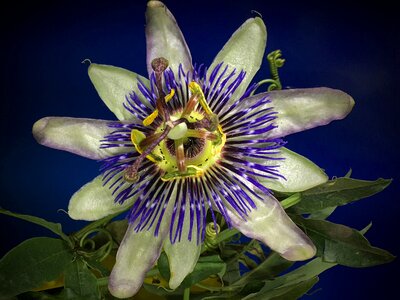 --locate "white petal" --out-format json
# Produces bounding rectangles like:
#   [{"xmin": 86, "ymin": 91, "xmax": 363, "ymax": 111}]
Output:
[
  {"xmin": 227, "ymin": 194, "xmax": 316, "ymax": 261},
  {"xmin": 108, "ymin": 185, "xmax": 176, "ymax": 298},
  {"xmin": 68, "ymin": 176, "xmax": 136, "ymax": 221},
  {"xmin": 164, "ymin": 200, "xmax": 201, "ymax": 289},
  {"xmin": 145, "ymin": 1, "xmax": 192, "ymax": 76},
  {"xmin": 32, "ymin": 117, "xmax": 124, "ymax": 160},
  {"xmin": 108, "ymin": 226, "xmax": 165, "ymax": 298},
  {"xmin": 88, "ymin": 63, "xmax": 151, "ymax": 121},
  {"xmin": 207, "ymin": 17, "xmax": 266, "ymax": 107},
  {"xmin": 221, "ymin": 88, "xmax": 354, "ymax": 139},
  {"xmin": 260, "ymin": 147, "xmax": 328, "ymax": 192},
  {"xmin": 269, "ymin": 88, "xmax": 355, "ymax": 139}
]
